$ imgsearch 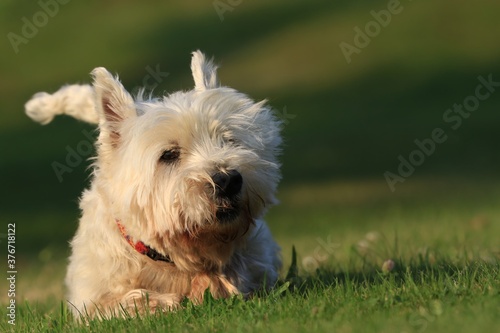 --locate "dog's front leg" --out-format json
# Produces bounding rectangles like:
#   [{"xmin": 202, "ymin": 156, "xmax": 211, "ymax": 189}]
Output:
[
  {"xmin": 188, "ymin": 273, "xmax": 239, "ymax": 304},
  {"xmin": 119, "ymin": 289, "xmax": 183, "ymax": 315}
]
